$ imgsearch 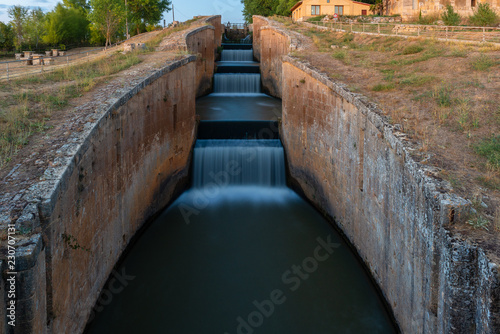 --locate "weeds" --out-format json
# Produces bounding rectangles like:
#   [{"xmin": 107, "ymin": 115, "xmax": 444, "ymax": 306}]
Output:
[
  {"xmin": 399, "ymin": 74, "xmax": 435, "ymax": 86},
  {"xmin": 402, "ymin": 44, "xmax": 424, "ymax": 55},
  {"xmin": 471, "ymin": 54, "xmax": 495, "ymax": 71},
  {"xmin": 474, "ymin": 135, "xmax": 500, "ymax": 170},
  {"xmin": 434, "ymin": 85, "xmax": 452, "ymax": 107},
  {"xmin": 372, "ymin": 83, "xmax": 395, "ymax": 91}
]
